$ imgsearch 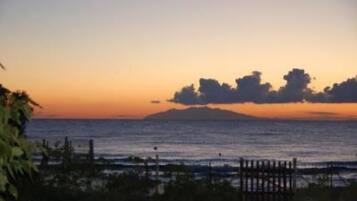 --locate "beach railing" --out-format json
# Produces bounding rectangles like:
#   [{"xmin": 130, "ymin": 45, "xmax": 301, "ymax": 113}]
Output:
[{"xmin": 239, "ymin": 158, "xmax": 297, "ymax": 201}]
